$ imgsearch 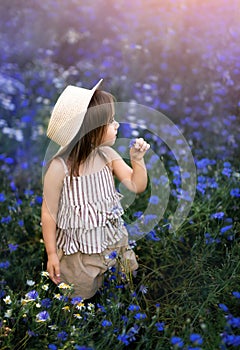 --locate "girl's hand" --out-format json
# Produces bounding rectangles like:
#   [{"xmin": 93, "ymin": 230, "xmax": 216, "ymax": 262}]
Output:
[
  {"xmin": 129, "ymin": 138, "xmax": 150, "ymax": 161},
  {"xmin": 47, "ymin": 253, "xmax": 61, "ymax": 285}
]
